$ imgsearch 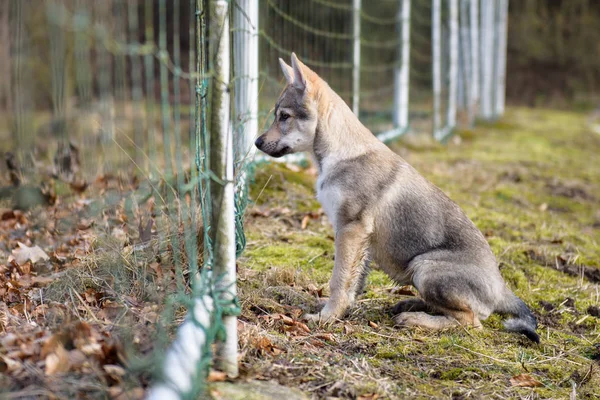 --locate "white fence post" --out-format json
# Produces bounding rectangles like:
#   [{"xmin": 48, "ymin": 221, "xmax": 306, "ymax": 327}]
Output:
[
  {"xmin": 447, "ymin": 0, "xmax": 459, "ymax": 129},
  {"xmin": 480, "ymin": 0, "xmax": 495, "ymax": 119},
  {"xmin": 393, "ymin": 0, "xmax": 411, "ymax": 130},
  {"xmin": 458, "ymin": 0, "xmax": 471, "ymax": 122},
  {"xmin": 210, "ymin": 0, "xmax": 238, "ymax": 378},
  {"xmin": 494, "ymin": 0, "xmax": 509, "ymax": 117},
  {"xmin": 470, "ymin": 0, "xmax": 479, "ymax": 118},
  {"xmin": 432, "ymin": 0, "xmax": 441, "ymax": 138},
  {"xmin": 233, "ymin": 0, "xmax": 259, "ymax": 166},
  {"xmin": 352, "ymin": 0, "xmax": 361, "ymax": 116}
]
